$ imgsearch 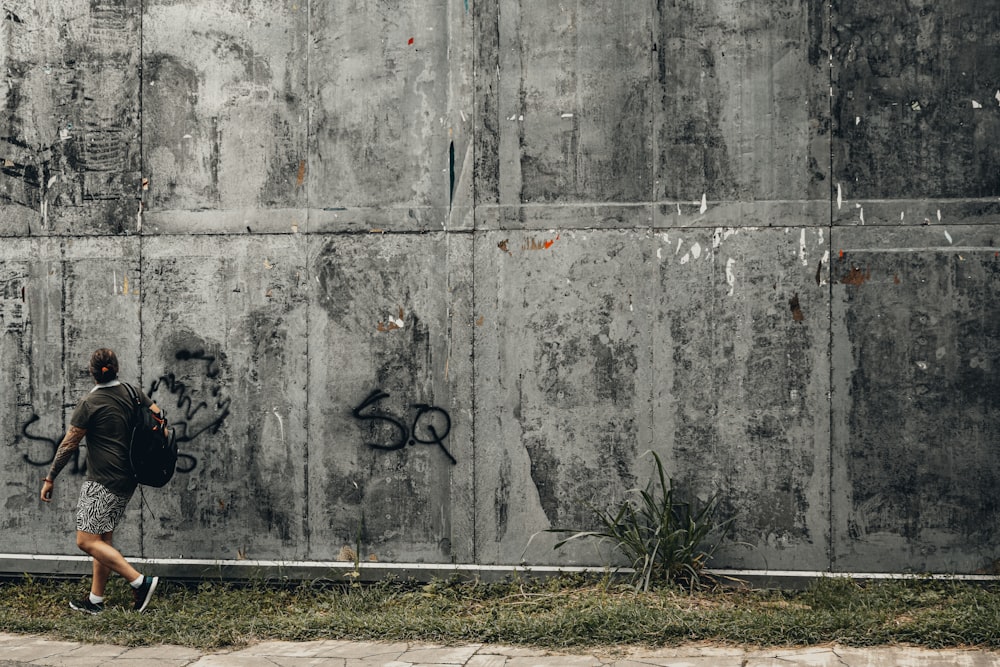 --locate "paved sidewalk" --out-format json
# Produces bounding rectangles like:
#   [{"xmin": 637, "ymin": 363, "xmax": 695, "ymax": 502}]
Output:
[{"xmin": 3, "ymin": 633, "xmax": 1000, "ymax": 666}]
